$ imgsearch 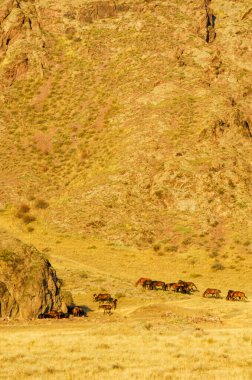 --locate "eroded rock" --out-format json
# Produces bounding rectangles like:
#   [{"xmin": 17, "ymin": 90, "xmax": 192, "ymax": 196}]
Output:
[{"xmin": 0, "ymin": 230, "xmax": 62, "ymax": 319}]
